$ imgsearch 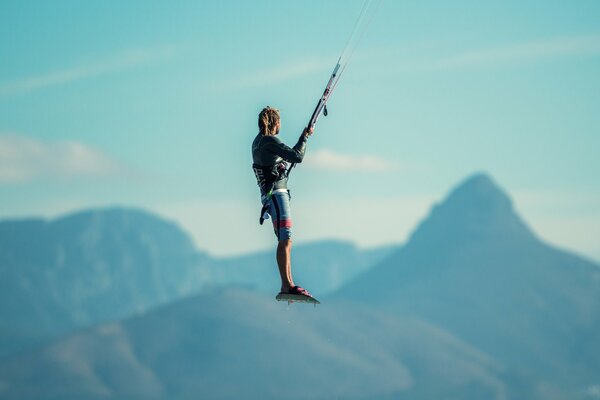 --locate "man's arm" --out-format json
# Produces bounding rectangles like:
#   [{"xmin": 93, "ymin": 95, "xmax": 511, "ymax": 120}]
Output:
[{"xmin": 264, "ymin": 128, "xmax": 312, "ymax": 163}]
